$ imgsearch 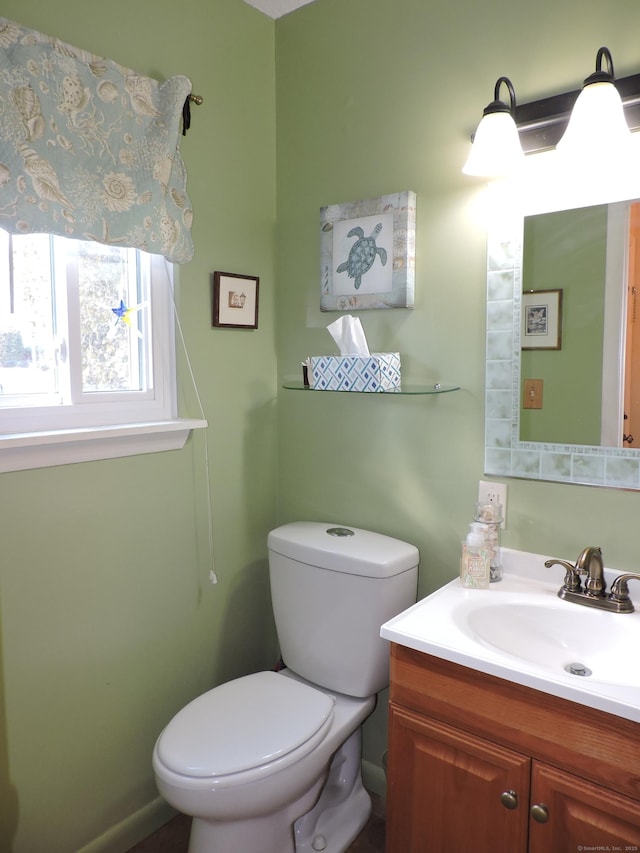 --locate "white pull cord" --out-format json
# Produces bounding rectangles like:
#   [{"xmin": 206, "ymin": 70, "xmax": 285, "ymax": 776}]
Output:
[{"xmin": 167, "ymin": 265, "xmax": 217, "ymax": 584}]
